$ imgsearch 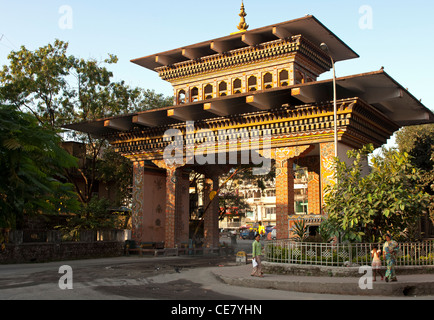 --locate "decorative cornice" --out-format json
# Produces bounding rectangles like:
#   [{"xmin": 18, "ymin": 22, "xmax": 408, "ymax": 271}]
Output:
[
  {"xmin": 106, "ymin": 97, "xmax": 396, "ymax": 161},
  {"xmin": 156, "ymin": 36, "xmax": 331, "ymax": 82}
]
